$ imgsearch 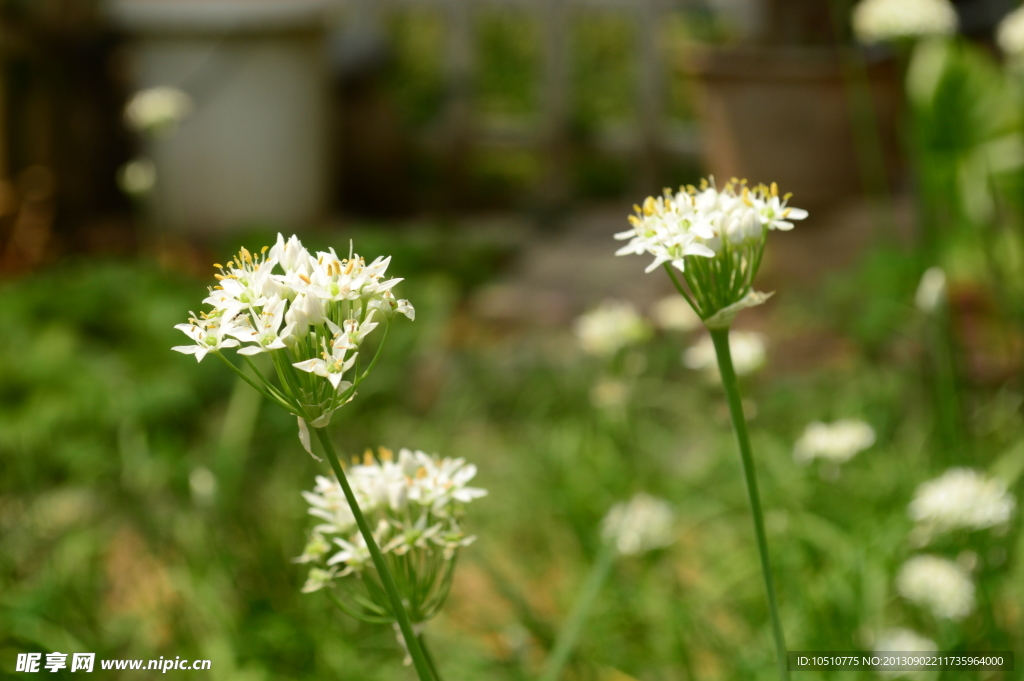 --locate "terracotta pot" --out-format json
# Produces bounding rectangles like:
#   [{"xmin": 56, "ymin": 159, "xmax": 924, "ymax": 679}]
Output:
[{"xmin": 685, "ymin": 45, "xmax": 902, "ymax": 208}]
